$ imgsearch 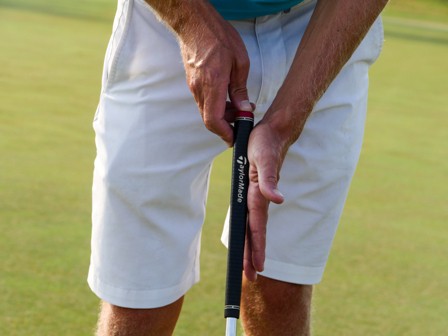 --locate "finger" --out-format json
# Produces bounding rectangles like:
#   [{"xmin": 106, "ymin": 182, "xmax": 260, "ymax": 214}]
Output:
[
  {"xmin": 224, "ymin": 101, "xmax": 237, "ymax": 123},
  {"xmin": 259, "ymin": 175, "xmax": 284, "ymax": 204},
  {"xmin": 229, "ymin": 51, "xmax": 252, "ymax": 112},
  {"xmin": 243, "ymin": 231, "xmax": 257, "ymax": 281},
  {"xmin": 232, "ymin": 98, "xmax": 252, "ymax": 112},
  {"xmin": 202, "ymin": 83, "xmax": 234, "ymax": 146},
  {"xmin": 251, "ymin": 149, "xmax": 285, "ymax": 205},
  {"xmin": 247, "ymin": 181, "xmax": 269, "ymax": 273},
  {"xmin": 224, "ymin": 101, "xmax": 257, "ymax": 123}
]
